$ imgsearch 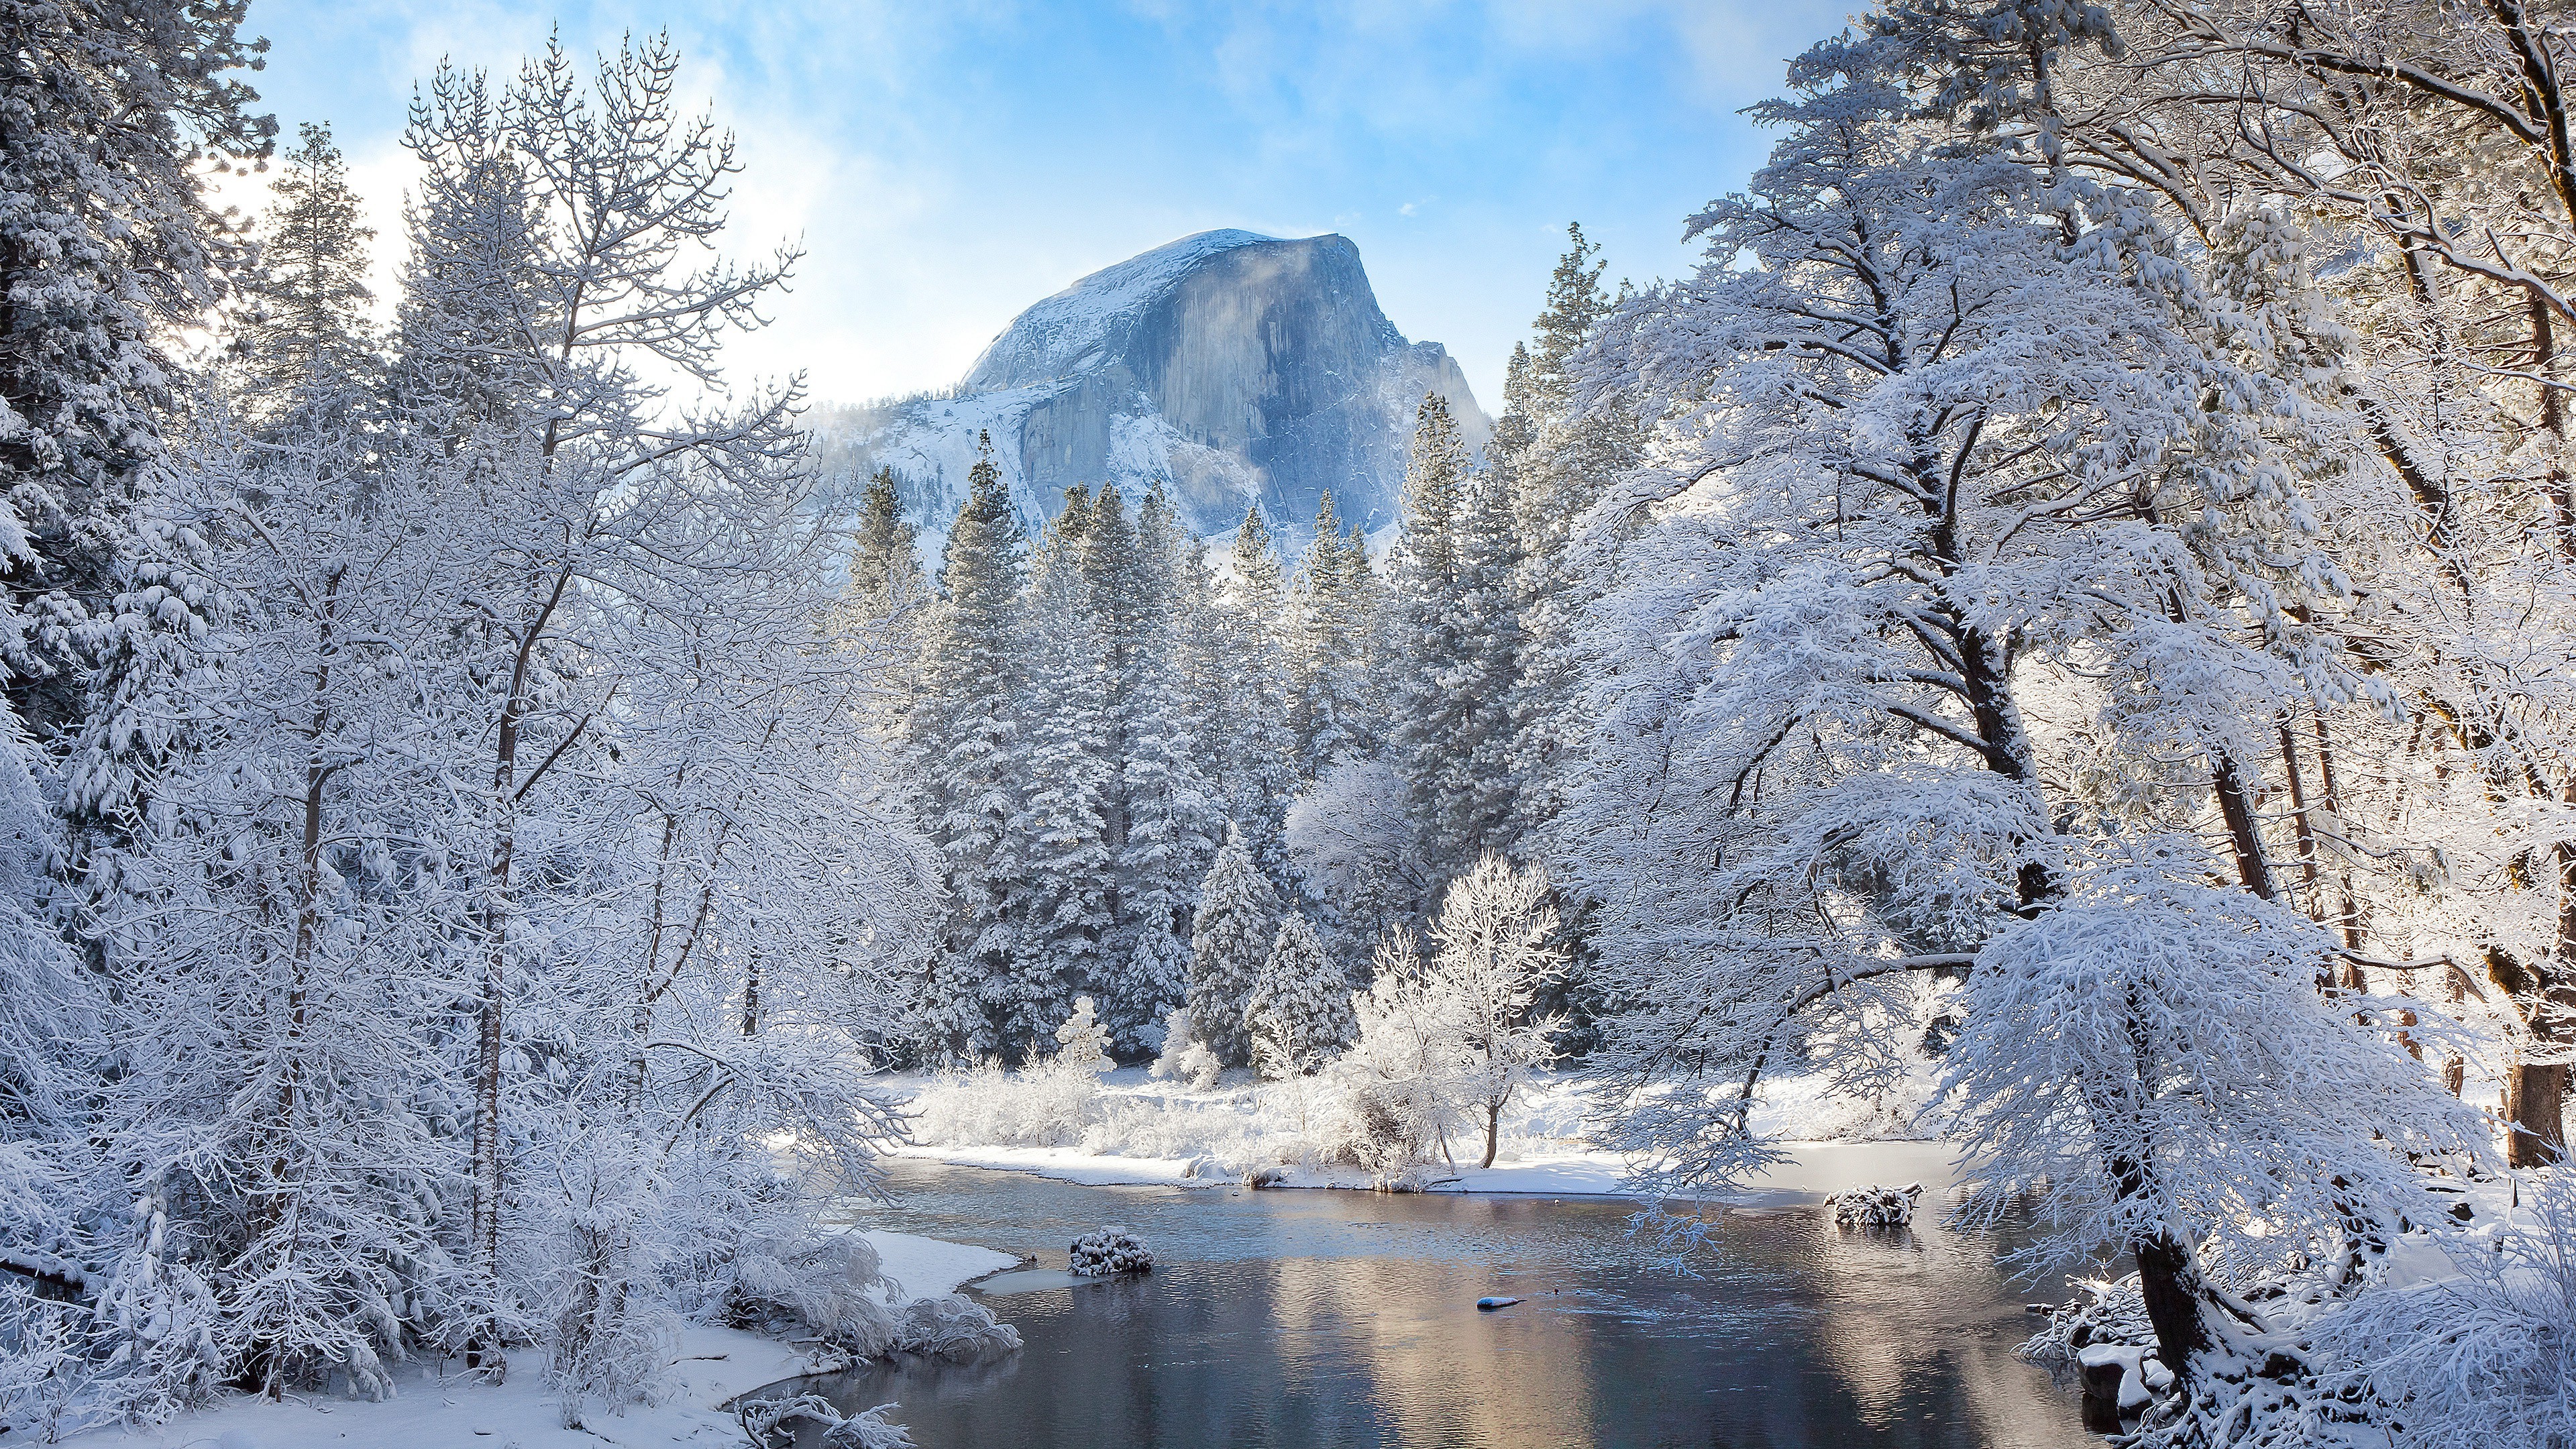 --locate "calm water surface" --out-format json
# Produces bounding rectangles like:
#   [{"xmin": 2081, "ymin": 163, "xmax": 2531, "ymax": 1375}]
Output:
[{"xmin": 802, "ymin": 1159, "xmax": 2087, "ymax": 1448}]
